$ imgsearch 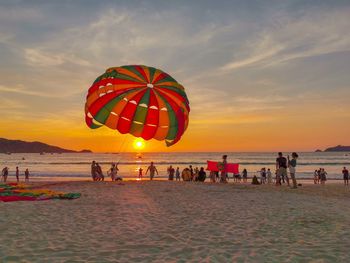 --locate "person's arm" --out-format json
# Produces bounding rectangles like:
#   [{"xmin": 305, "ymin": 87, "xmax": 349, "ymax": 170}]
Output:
[
  {"xmin": 156, "ymin": 167, "xmax": 159, "ymax": 175},
  {"xmin": 276, "ymin": 159, "xmax": 279, "ymax": 170},
  {"xmin": 145, "ymin": 167, "xmax": 149, "ymax": 175}
]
